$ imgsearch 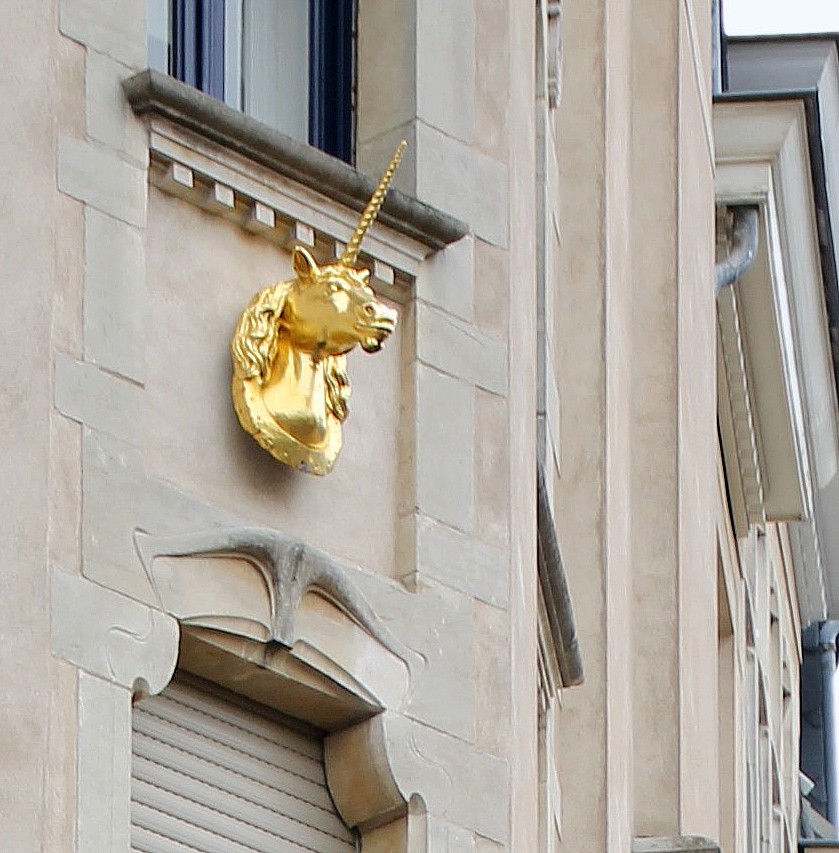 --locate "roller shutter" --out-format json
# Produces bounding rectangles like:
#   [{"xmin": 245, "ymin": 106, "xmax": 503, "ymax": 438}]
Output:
[{"xmin": 131, "ymin": 675, "xmax": 357, "ymax": 853}]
